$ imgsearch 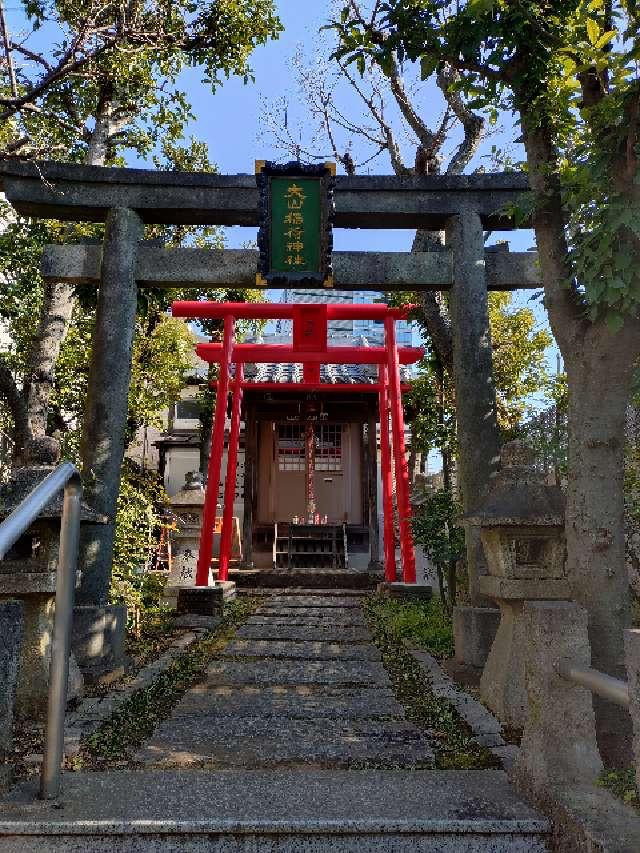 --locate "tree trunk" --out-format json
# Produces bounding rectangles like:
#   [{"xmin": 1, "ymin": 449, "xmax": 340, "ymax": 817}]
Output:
[
  {"xmin": 18, "ymin": 281, "xmax": 77, "ymax": 454},
  {"xmin": 15, "ymin": 92, "xmax": 113, "ymax": 461},
  {"xmin": 522, "ymin": 117, "xmax": 640, "ymax": 766},
  {"xmin": 565, "ymin": 334, "xmax": 637, "ymax": 766}
]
